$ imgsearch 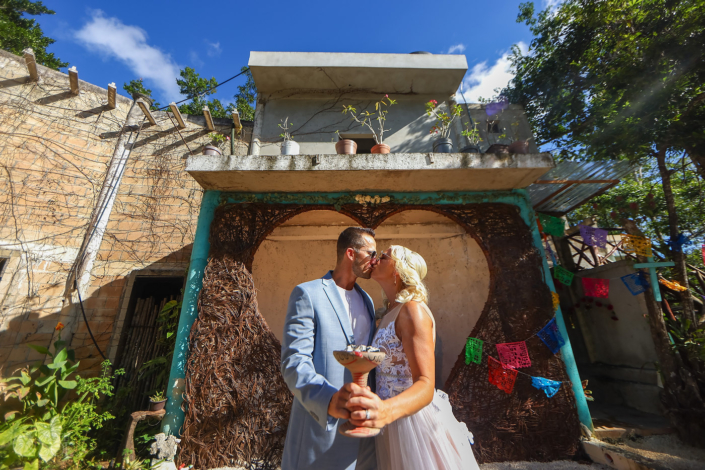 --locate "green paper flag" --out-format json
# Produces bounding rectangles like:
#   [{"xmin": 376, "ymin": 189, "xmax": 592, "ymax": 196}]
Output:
[
  {"xmin": 553, "ymin": 265, "xmax": 574, "ymax": 286},
  {"xmin": 539, "ymin": 214, "xmax": 565, "ymax": 237},
  {"xmin": 465, "ymin": 337, "xmax": 483, "ymax": 365}
]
